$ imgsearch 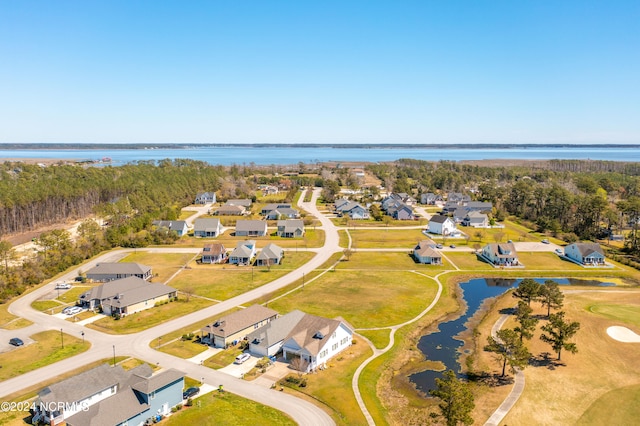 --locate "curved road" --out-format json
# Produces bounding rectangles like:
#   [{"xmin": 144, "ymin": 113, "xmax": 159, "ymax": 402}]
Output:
[{"xmin": 2, "ymin": 188, "xmax": 340, "ymax": 426}]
